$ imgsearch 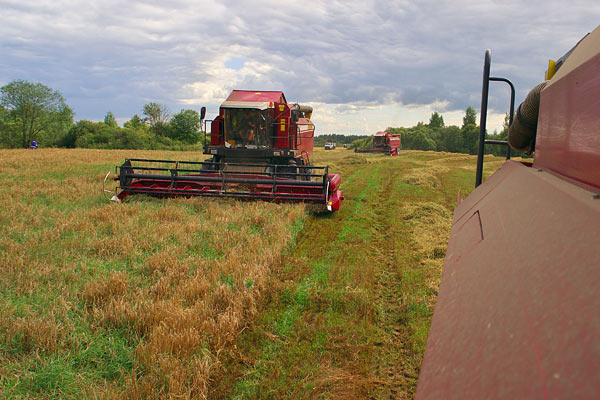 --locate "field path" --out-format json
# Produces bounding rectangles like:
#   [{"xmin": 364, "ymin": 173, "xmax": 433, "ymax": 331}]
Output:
[{"xmin": 211, "ymin": 151, "xmax": 480, "ymax": 399}]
